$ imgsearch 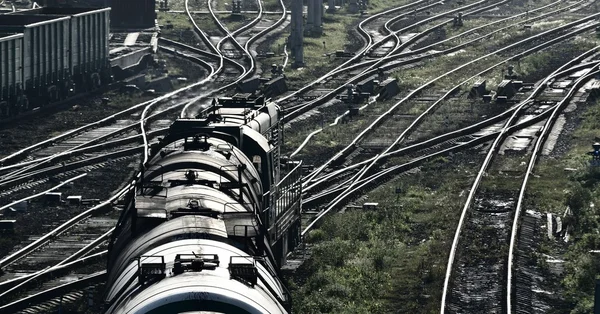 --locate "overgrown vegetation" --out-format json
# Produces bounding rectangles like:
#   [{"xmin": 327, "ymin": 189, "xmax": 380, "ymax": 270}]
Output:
[
  {"xmin": 521, "ymin": 97, "xmax": 600, "ymax": 313},
  {"xmin": 290, "ymin": 156, "xmax": 476, "ymax": 313},
  {"xmin": 557, "ymin": 104, "xmax": 600, "ymax": 313}
]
